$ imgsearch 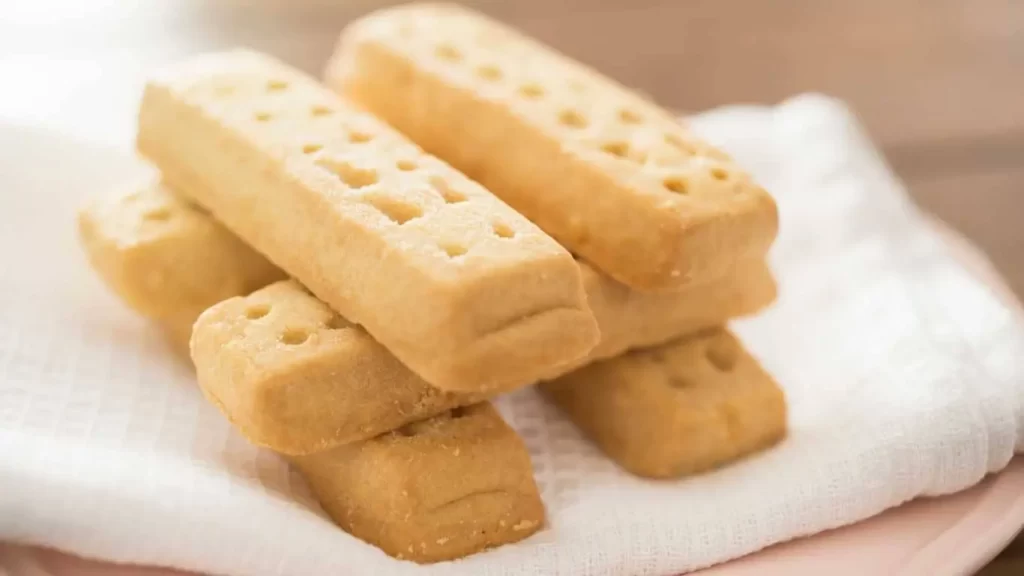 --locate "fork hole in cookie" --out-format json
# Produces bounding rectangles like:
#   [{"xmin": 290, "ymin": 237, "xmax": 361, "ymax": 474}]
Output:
[
  {"xmin": 710, "ymin": 167, "xmax": 730, "ymax": 181},
  {"xmin": 430, "ymin": 177, "xmax": 467, "ymax": 204},
  {"xmin": 601, "ymin": 141, "xmax": 631, "ymax": 159},
  {"xmin": 254, "ymin": 111, "xmax": 273, "ymax": 122},
  {"xmin": 301, "ymin": 143, "xmax": 323, "ymax": 155},
  {"xmin": 365, "ymin": 195, "xmax": 423, "ymax": 225},
  {"xmin": 396, "ymin": 159, "xmax": 417, "ymax": 172},
  {"xmin": 266, "ymin": 80, "xmax": 288, "ymax": 92},
  {"xmin": 280, "ymin": 328, "xmax": 310, "ymax": 346},
  {"xmin": 559, "ymin": 109, "xmax": 588, "ymax": 129},
  {"xmin": 440, "ymin": 242, "xmax": 468, "ymax": 258},
  {"xmin": 310, "ymin": 105, "xmax": 333, "ymax": 117},
  {"xmin": 143, "ymin": 207, "xmax": 172, "ymax": 222},
  {"xmin": 316, "ymin": 158, "xmax": 379, "ymax": 189},
  {"xmin": 518, "ymin": 83, "xmax": 545, "ymax": 99},
  {"xmin": 435, "ymin": 43, "xmax": 463, "ymax": 62},
  {"xmin": 618, "ymin": 109, "xmax": 643, "ymax": 124},
  {"xmin": 245, "ymin": 304, "xmax": 270, "ymax": 320},
  {"xmin": 348, "ymin": 131, "xmax": 373, "ymax": 144},
  {"xmin": 663, "ymin": 177, "xmax": 689, "ymax": 195},
  {"xmin": 492, "ymin": 222, "xmax": 516, "ymax": 239},
  {"xmin": 476, "ymin": 64, "xmax": 503, "ymax": 82},
  {"xmin": 439, "ymin": 188, "xmax": 467, "ymax": 204},
  {"xmin": 450, "ymin": 406, "xmax": 469, "ymax": 419}
]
